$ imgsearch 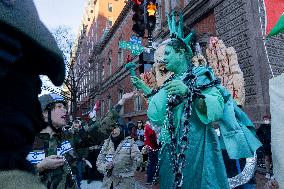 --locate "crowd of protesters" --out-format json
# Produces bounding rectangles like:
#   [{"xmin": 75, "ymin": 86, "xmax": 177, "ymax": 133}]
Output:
[
  {"xmin": 58, "ymin": 112, "xmax": 161, "ymax": 189},
  {"xmin": 68, "ymin": 116, "xmax": 160, "ymax": 188},
  {"xmin": 26, "ymin": 91, "xmax": 161, "ymax": 189}
]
